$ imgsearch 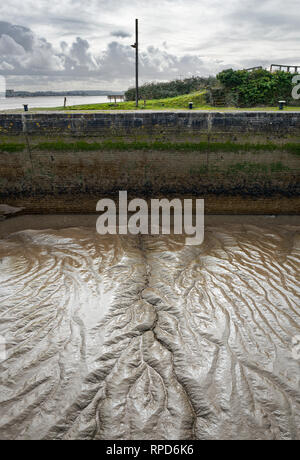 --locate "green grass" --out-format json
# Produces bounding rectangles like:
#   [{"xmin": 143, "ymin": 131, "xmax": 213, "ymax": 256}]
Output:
[
  {"xmin": 1, "ymin": 139, "xmax": 299, "ymax": 156},
  {"xmin": 2, "ymin": 88, "xmax": 300, "ymax": 114},
  {"xmin": 50, "ymin": 91, "xmax": 208, "ymax": 111},
  {"xmin": 32, "ymin": 88, "xmax": 300, "ymax": 112},
  {"xmin": 270, "ymin": 161, "xmax": 291, "ymax": 172},
  {"xmin": 34, "ymin": 139, "xmax": 300, "ymax": 154},
  {"xmin": 30, "ymin": 105, "xmax": 300, "ymax": 112},
  {"xmin": 0, "ymin": 142, "xmax": 25, "ymax": 152},
  {"xmin": 2, "ymin": 89, "xmax": 300, "ymax": 113},
  {"xmin": 285, "ymin": 143, "xmax": 300, "ymax": 156}
]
